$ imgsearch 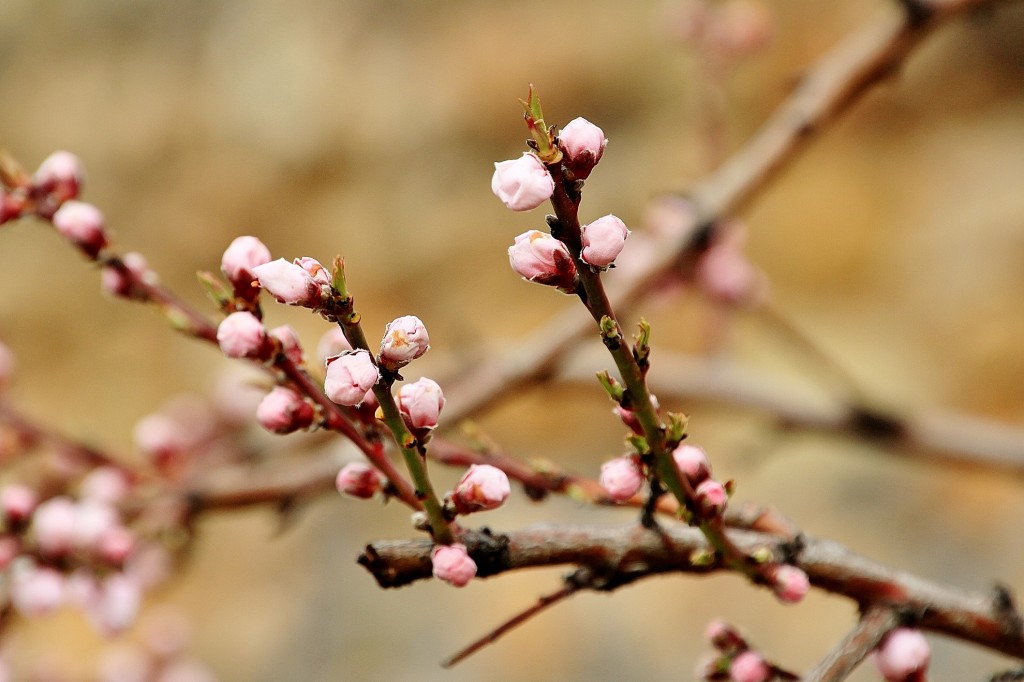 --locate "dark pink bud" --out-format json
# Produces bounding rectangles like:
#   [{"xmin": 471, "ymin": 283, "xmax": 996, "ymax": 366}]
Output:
[
  {"xmin": 599, "ymin": 456, "xmax": 644, "ymax": 502},
  {"xmin": 97, "ymin": 525, "xmax": 136, "ymax": 565},
  {"xmin": 52, "ymin": 200, "xmax": 108, "ymax": 257},
  {"xmin": 335, "ymin": 462, "xmax": 386, "ymax": 499},
  {"xmin": 695, "ymin": 479, "xmax": 727, "ymax": 516},
  {"xmin": 581, "ymin": 214, "xmax": 630, "ymax": 268},
  {"xmin": 874, "ymin": 628, "xmax": 930, "ymax": 682},
  {"xmin": 324, "ymin": 350, "xmax": 379, "ymax": 406},
  {"xmin": 431, "ymin": 543, "xmax": 477, "ymax": 588},
  {"xmin": 379, "ymin": 315, "xmax": 430, "ymax": 370},
  {"xmin": 256, "ymin": 386, "xmax": 315, "ymax": 434},
  {"xmin": 217, "ymin": 311, "xmax": 270, "ymax": 360},
  {"xmin": 0, "ymin": 188, "xmax": 25, "ymax": 224},
  {"xmin": 672, "ymin": 444, "xmax": 712, "ymax": 485},
  {"xmin": 771, "ymin": 564, "xmax": 810, "ymax": 604},
  {"xmin": 269, "ymin": 325, "xmax": 305, "ymax": 366},
  {"xmin": 221, "ymin": 236, "xmax": 272, "ymax": 290},
  {"xmin": 397, "ymin": 377, "xmax": 445, "ymax": 430},
  {"xmin": 729, "ymin": 650, "xmax": 771, "ymax": 682},
  {"xmin": 508, "ymin": 230, "xmax": 577, "ymax": 291},
  {"xmin": 558, "ymin": 117, "xmax": 607, "ymax": 180},
  {"xmin": 491, "ymin": 153, "xmax": 554, "ymax": 211},
  {"xmin": 452, "ymin": 464, "xmax": 511, "ymax": 514},
  {"xmin": 613, "ymin": 395, "xmax": 660, "ymax": 435},
  {"xmin": 34, "ymin": 151, "xmax": 85, "ymax": 202}
]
